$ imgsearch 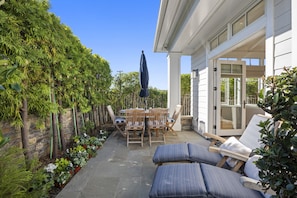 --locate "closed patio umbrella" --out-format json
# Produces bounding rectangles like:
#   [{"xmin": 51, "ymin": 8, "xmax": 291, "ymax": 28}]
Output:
[{"xmin": 139, "ymin": 50, "xmax": 149, "ymax": 109}]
